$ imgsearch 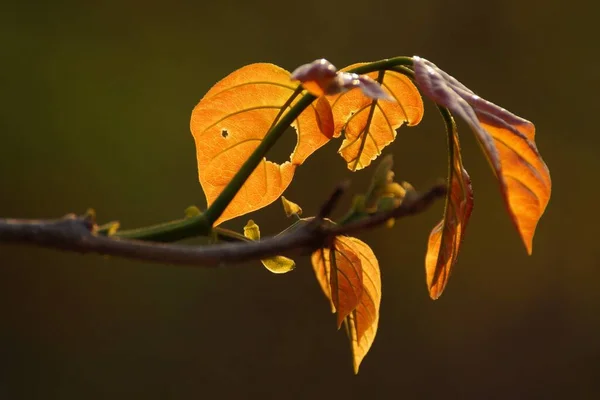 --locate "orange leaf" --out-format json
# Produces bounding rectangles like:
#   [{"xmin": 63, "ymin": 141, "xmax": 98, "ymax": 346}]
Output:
[
  {"xmin": 425, "ymin": 120, "xmax": 474, "ymax": 299},
  {"xmin": 311, "ymin": 236, "xmax": 363, "ymax": 327},
  {"xmin": 342, "ymin": 238, "xmax": 381, "ymax": 374},
  {"xmin": 190, "ymin": 63, "xmax": 334, "ymax": 225},
  {"xmin": 328, "ymin": 64, "xmax": 424, "ymax": 171},
  {"xmin": 414, "ymin": 57, "xmax": 551, "ymax": 253},
  {"xmin": 311, "ymin": 237, "xmax": 381, "ymax": 373}
]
